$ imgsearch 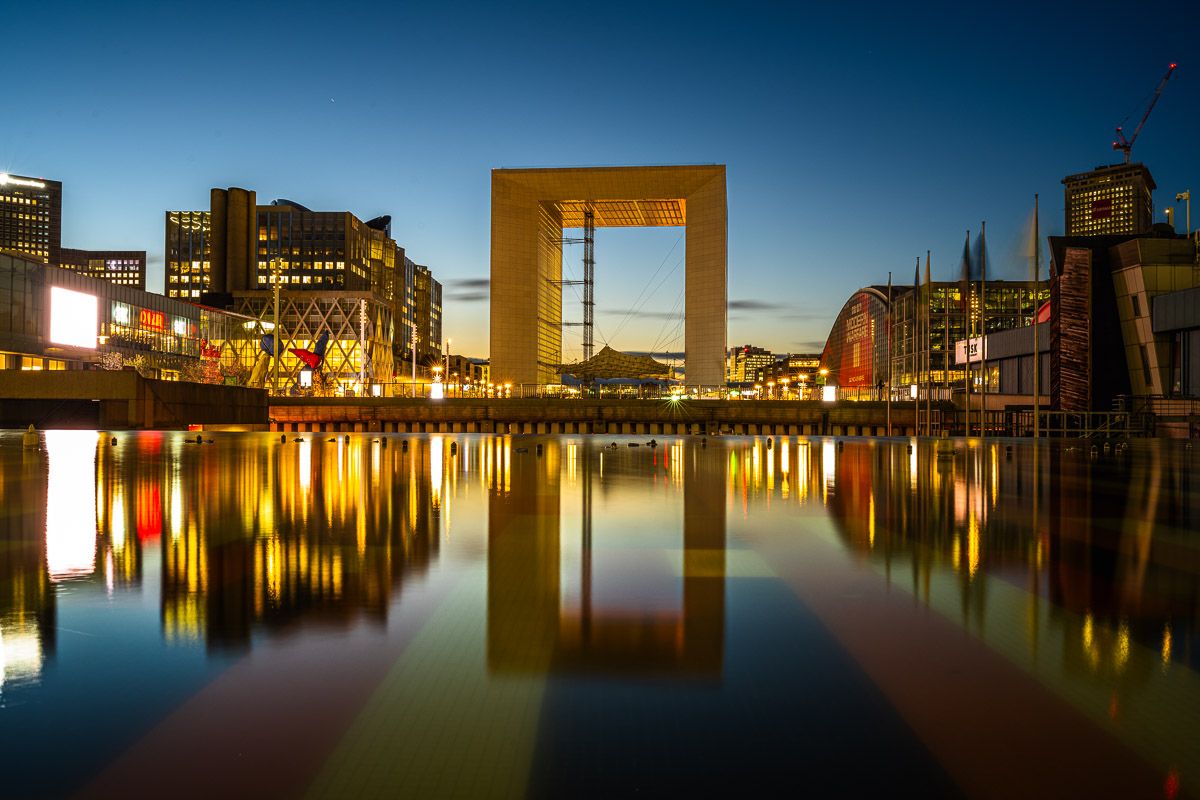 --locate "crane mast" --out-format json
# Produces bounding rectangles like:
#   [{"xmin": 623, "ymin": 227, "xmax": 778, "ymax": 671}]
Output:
[{"xmin": 1113, "ymin": 62, "xmax": 1177, "ymax": 163}]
